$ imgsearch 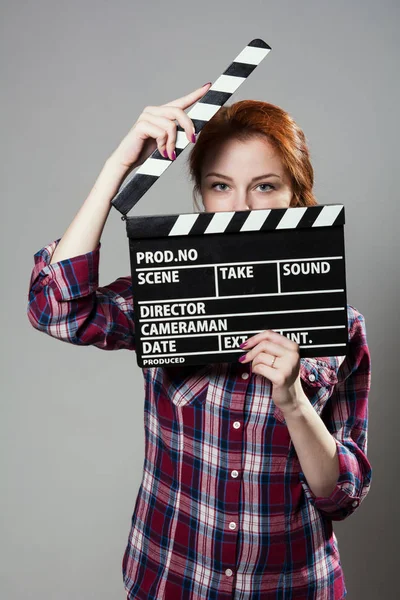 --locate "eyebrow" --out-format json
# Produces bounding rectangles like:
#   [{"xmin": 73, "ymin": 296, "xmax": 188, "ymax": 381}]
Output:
[{"xmin": 205, "ymin": 172, "xmax": 281, "ymax": 182}]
